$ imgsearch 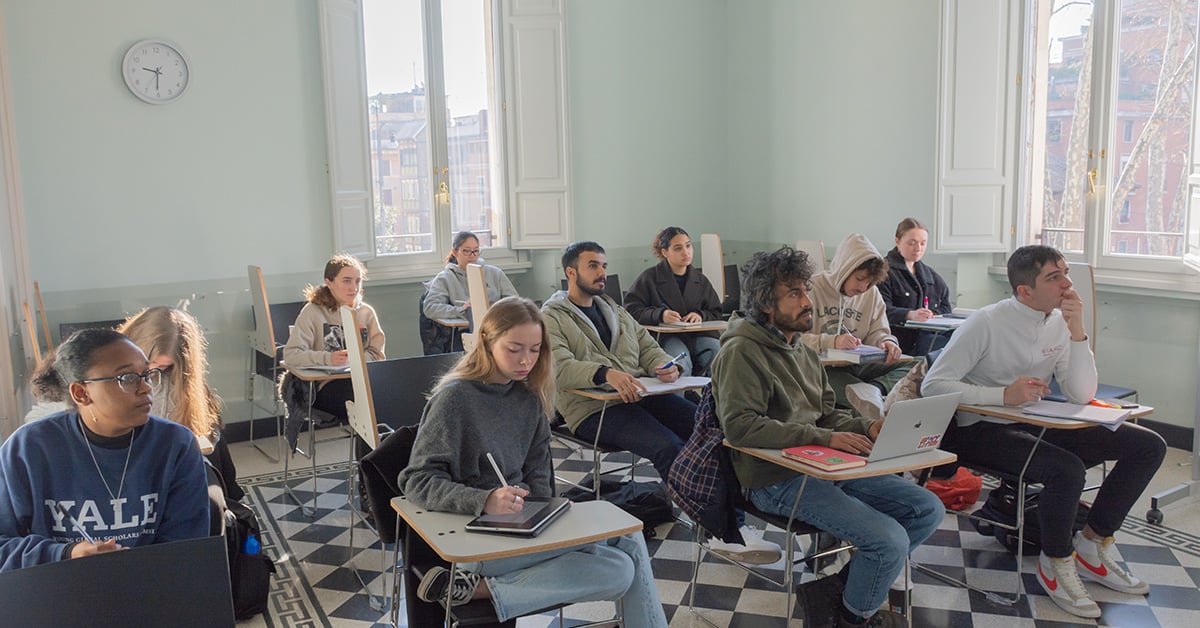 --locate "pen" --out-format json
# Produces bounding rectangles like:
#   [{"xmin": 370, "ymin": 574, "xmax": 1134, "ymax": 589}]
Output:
[
  {"xmin": 661, "ymin": 351, "xmax": 687, "ymax": 370},
  {"xmin": 54, "ymin": 503, "xmax": 95, "ymax": 544},
  {"xmin": 923, "ymin": 296, "xmax": 929, "ymax": 309},
  {"xmin": 485, "ymin": 452, "xmax": 509, "ymax": 488}
]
